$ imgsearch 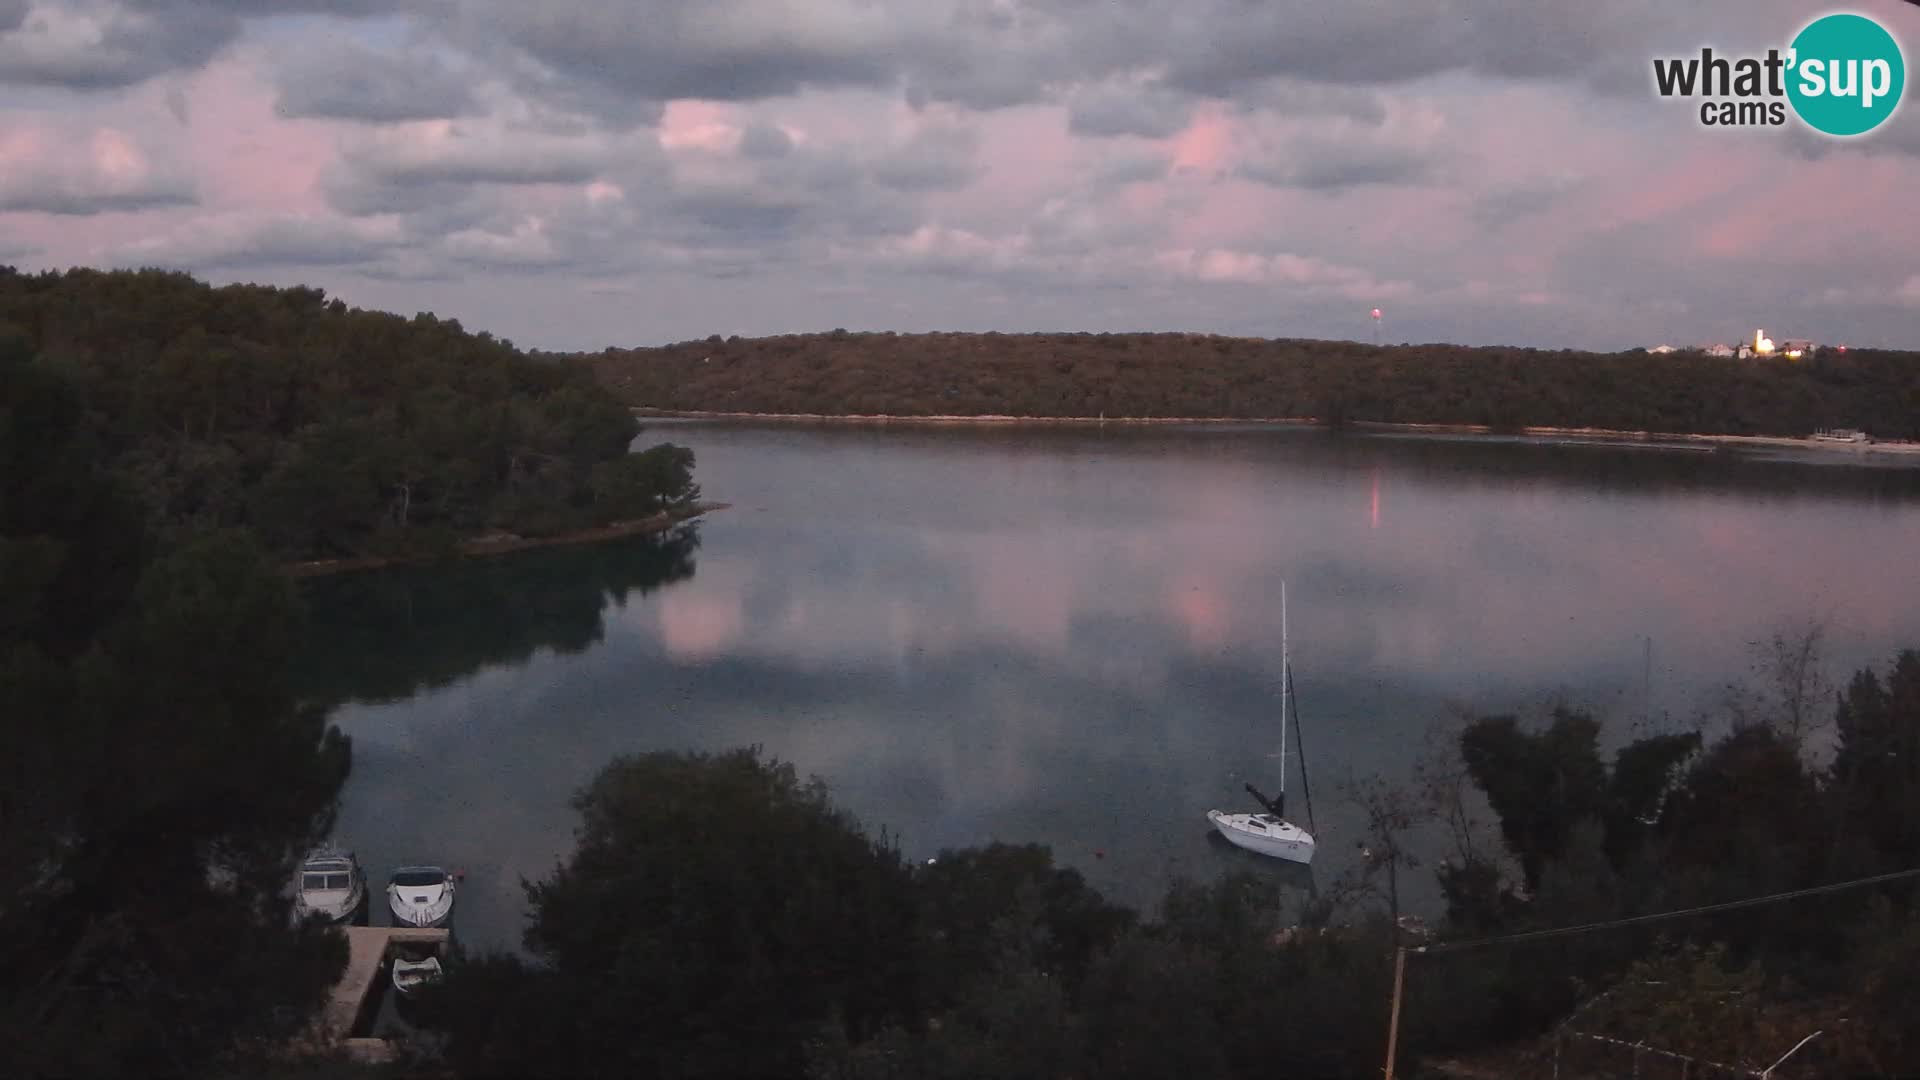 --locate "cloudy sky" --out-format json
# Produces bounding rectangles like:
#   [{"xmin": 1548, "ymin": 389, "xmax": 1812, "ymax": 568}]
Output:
[{"xmin": 3, "ymin": 0, "xmax": 1919, "ymax": 351}]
